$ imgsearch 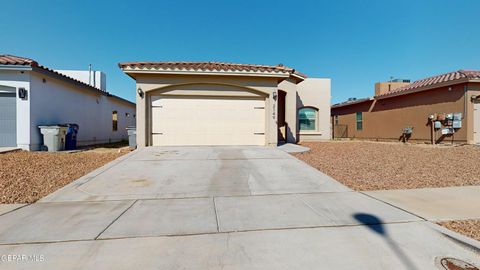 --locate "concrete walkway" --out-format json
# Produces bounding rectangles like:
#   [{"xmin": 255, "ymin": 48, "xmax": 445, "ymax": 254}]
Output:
[
  {"xmin": 0, "ymin": 146, "xmax": 479, "ymax": 269},
  {"xmin": 0, "ymin": 147, "xmax": 20, "ymax": 154},
  {"xmin": 0, "ymin": 204, "xmax": 25, "ymax": 216},
  {"xmin": 365, "ymin": 186, "xmax": 480, "ymax": 221}
]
